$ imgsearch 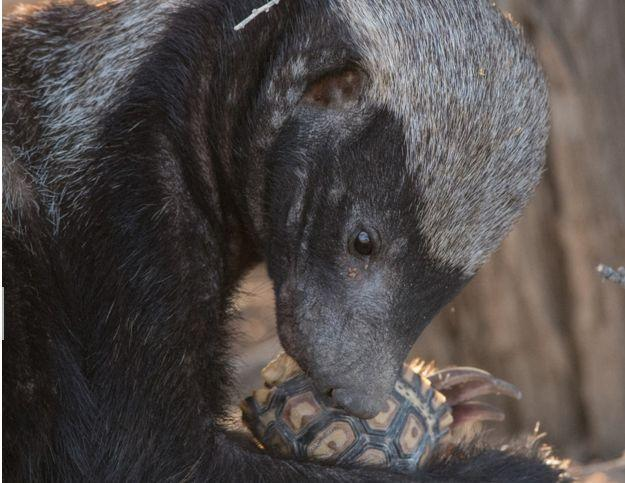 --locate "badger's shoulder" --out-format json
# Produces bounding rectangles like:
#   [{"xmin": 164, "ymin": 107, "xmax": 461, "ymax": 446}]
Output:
[
  {"xmin": 2, "ymin": 0, "xmax": 179, "ymax": 161},
  {"xmin": 3, "ymin": 0, "xmax": 186, "ymax": 228}
]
